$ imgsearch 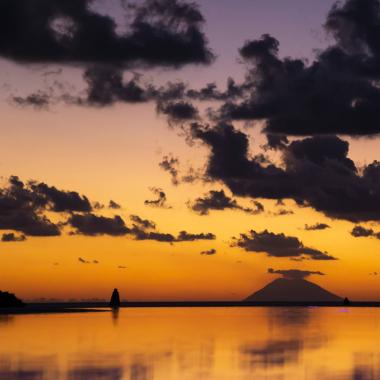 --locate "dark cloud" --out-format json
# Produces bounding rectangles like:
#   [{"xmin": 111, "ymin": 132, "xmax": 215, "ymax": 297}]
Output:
[
  {"xmin": 233, "ymin": 229, "xmax": 336, "ymax": 260},
  {"xmin": 272, "ymin": 209, "xmax": 294, "ymax": 216},
  {"xmin": 144, "ymin": 187, "xmax": 171, "ymax": 208},
  {"xmin": 189, "ymin": 189, "xmax": 264, "ymax": 215},
  {"xmin": 268, "ymin": 268, "xmax": 325, "ymax": 279},
  {"xmin": 93, "ymin": 201, "xmax": 105, "ymax": 210},
  {"xmin": 305, "ymin": 223, "xmax": 331, "ymax": 231},
  {"xmin": 31, "ymin": 182, "xmax": 92, "ymax": 212},
  {"xmin": 132, "ymin": 229, "xmax": 176, "ymax": 242},
  {"xmin": 200, "ymin": 248, "xmax": 216, "ymax": 255},
  {"xmin": 157, "ymin": 101, "xmax": 199, "ymax": 123},
  {"xmin": 12, "ymin": 92, "xmax": 51, "ymax": 109},
  {"xmin": 69, "ymin": 213, "xmax": 129, "ymax": 236},
  {"xmin": 159, "ymin": 155, "xmax": 180, "ymax": 185},
  {"xmin": 263, "ymin": 134, "xmax": 289, "ymax": 151},
  {"xmin": 131, "ymin": 228, "xmax": 215, "ymax": 243},
  {"xmin": 78, "ymin": 257, "xmax": 99, "ymax": 264},
  {"xmin": 192, "ymin": 123, "xmax": 380, "ymax": 222},
  {"xmin": 351, "ymin": 225, "xmax": 380, "ymax": 238},
  {"xmin": 176, "ymin": 230, "xmax": 215, "ymax": 241},
  {"xmin": 0, "ymin": 176, "xmax": 61, "ymax": 236},
  {"xmin": 77, "ymin": 67, "xmax": 152, "ymax": 107},
  {"xmin": 1, "ymin": 233, "xmax": 26, "ymax": 242},
  {"xmin": 68, "ymin": 211, "xmax": 214, "ymax": 243},
  {"xmin": 130, "ymin": 215, "xmax": 156, "ymax": 230},
  {"xmin": 109, "ymin": 200, "xmax": 121, "ymax": 209},
  {"xmin": 159, "ymin": 154, "xmax": 201, "ymax": 185},
  {"xmin": 0, "ymin": 0, "xmax": 213, "ymax": 67},
  {"xmin": 218, "ymin": 0, "xmax": 380, "ymax": 136}
]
